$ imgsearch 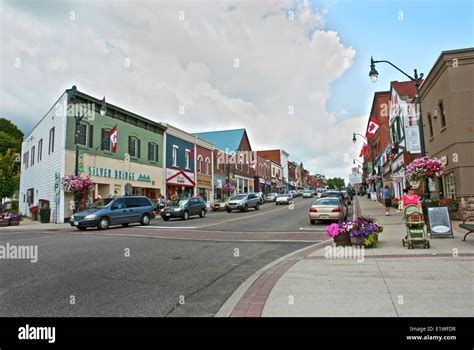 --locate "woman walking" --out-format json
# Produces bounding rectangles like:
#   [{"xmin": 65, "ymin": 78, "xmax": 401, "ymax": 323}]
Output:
[
  {"xmin": 382, "ymin": 185, "xmax": 392, "ymax": 216},
  {"xmin": 400, "ymin": 186, "xmax": 421, "ymax": 211}
]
